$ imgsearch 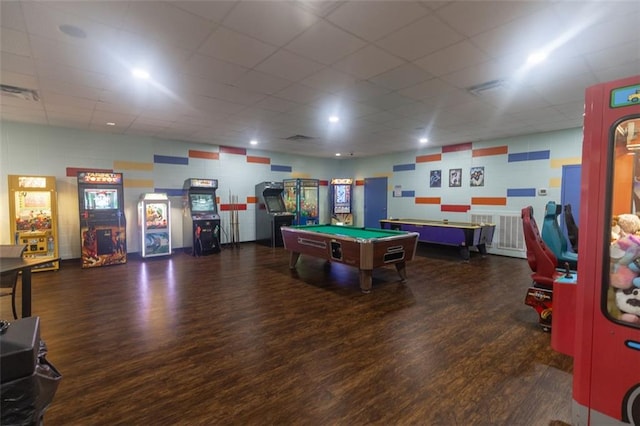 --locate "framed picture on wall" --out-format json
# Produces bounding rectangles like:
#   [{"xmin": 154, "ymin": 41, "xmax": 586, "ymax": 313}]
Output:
[
  {"xmin": 430, "ymin": 170, "xmax": 442, "ymax": 188},
  {"xmin": 470, "ymin": 166, "xmax": 485, "ymax": 187},
  {"xmin": 449, "ymin": 168, "xmax": 462, "ymax": 187}
]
